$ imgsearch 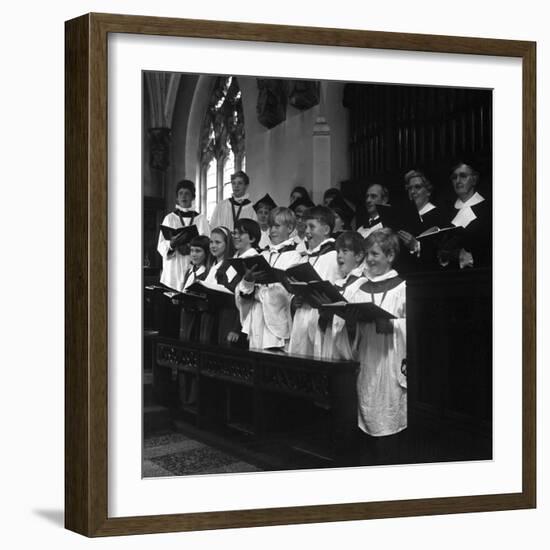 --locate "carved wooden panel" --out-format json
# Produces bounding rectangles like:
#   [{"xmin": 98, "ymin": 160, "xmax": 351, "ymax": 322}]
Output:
[
  {"xmin": 261, "ymin": 362, "xmax": 330, "ymax": 404},
  {"xmin": 156, "ymin": 343, "xmax": 199, "ymax": 372},
  {"xmin": 202, "ymin": 353, "xmax": 255, "ymax": 385}
]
